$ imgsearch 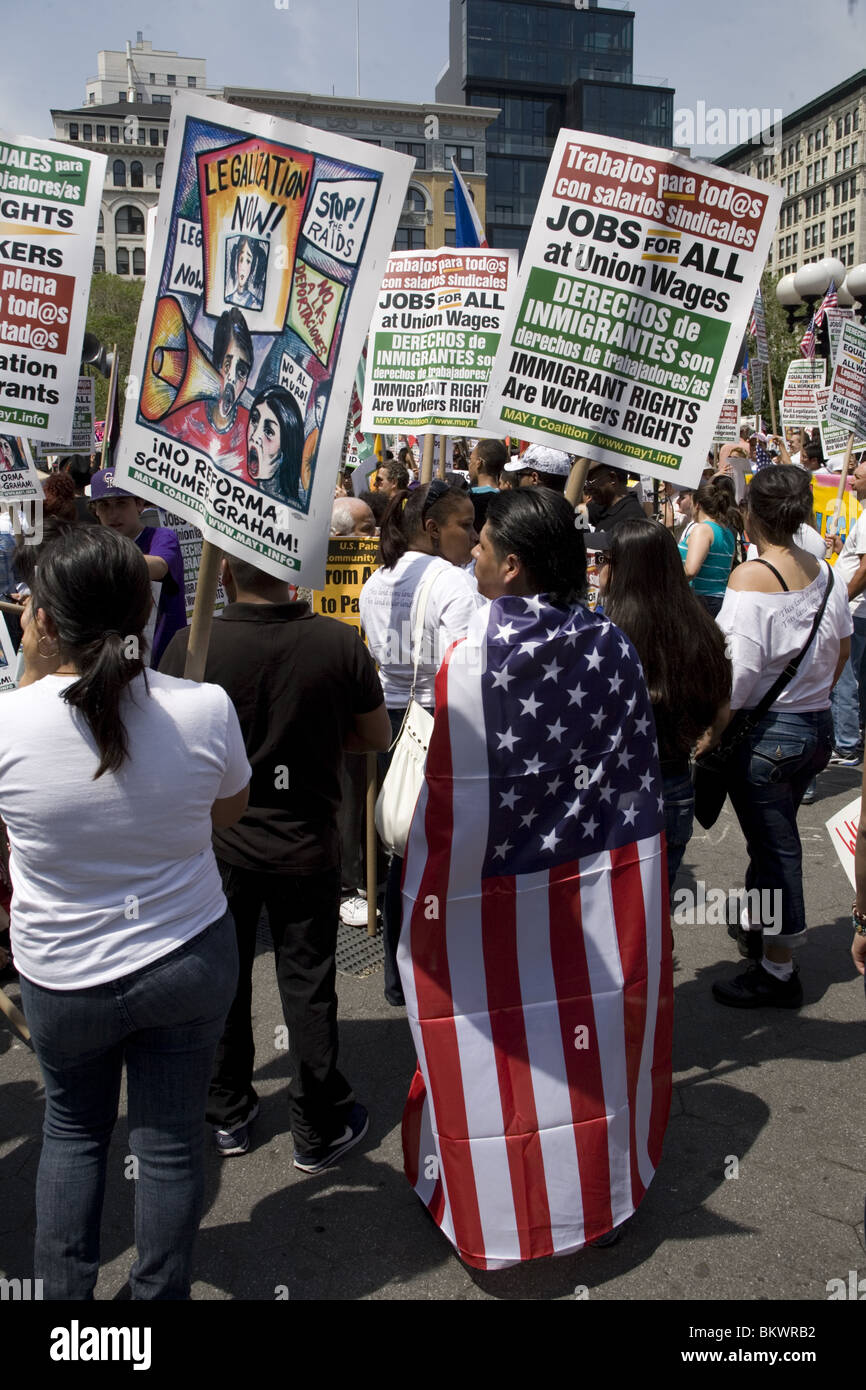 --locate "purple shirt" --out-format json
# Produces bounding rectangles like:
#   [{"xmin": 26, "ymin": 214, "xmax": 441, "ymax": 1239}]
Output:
[{"xmin": 135, "ymin": 526, "xmax": 186, "ymax": 667}]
